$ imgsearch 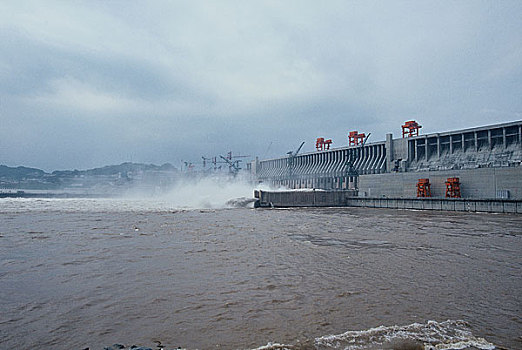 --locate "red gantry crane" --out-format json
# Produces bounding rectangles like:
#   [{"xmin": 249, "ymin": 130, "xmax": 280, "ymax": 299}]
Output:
[
  {"xmin": 348, "ymin": 131, "xmax": 367, "ymax": 146},
  {"xmin": 316, "ymin": 138, "xmax": 332, "ymax": 151},
  {"xmin": 402, "ymin": 120, "xmax": 422, "ymax": 138}
]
